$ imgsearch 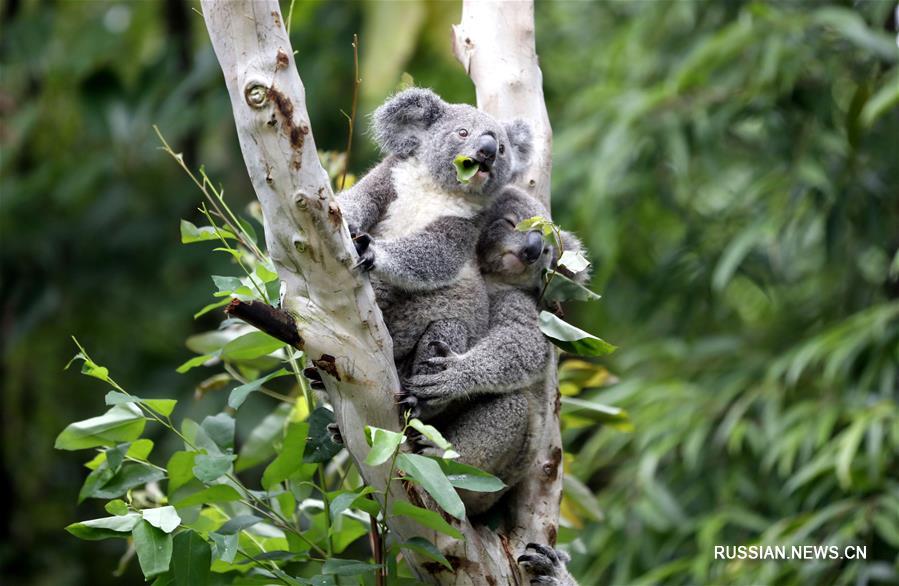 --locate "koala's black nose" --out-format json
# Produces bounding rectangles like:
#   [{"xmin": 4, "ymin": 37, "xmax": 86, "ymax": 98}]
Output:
[
  {"xmin": 522, "ymin": 231, "xmax": 544, "ymax": 264},
  {"xmin": 476, "ymin": 134, "xmax": 497, "ymax": 162}
]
